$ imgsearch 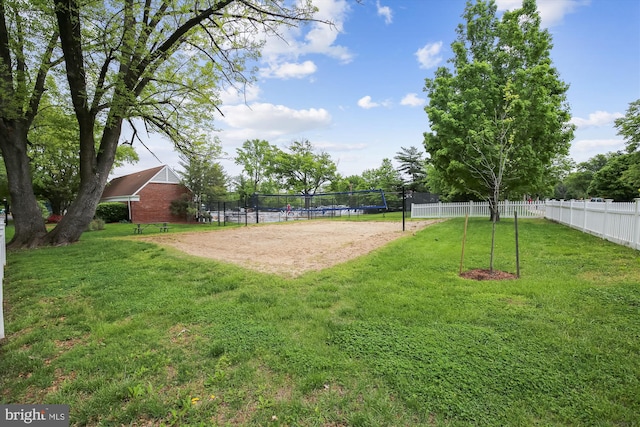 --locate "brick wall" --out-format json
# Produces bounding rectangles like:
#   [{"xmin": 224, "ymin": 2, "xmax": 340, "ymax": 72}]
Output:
[{"xmin": 130, "ymin": 183, "xmax": 191, "ymax": 223}]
